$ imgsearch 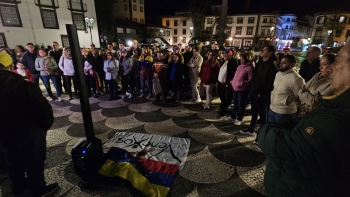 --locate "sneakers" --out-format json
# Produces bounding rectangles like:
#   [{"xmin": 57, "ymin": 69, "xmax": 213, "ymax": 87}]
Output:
[
  {"xmin": 57, "ymin": 97, "xmax": 62, "ymax": 102},
  {"xmin": 128, "ymin": 94, "xmax": 134, "ymax": 99},
  {"xmin": 195, "ymin": 98, "xmax": 202, "ymax": 103},
  {"xmin": 225, "ymin": 117, "xmax": 235, "ymax": 121},
  {"xmin": 125, "ymin": 92, "xmax": 131, "ymax": 96},
  {"xmin": 41, "ymin": 183, "xmax": 59, "ymax": 197},
  {"xmin": 240, "ymin": 129, "xmax": 255, "ymax": 136},
  {"xmin": 48, "ymin": 97, "xmax": 54, "ymax": 102},
  {"xmin": 139, "ymin": 94, "xmax": 145, "ymax": 98},
  {"xmin": 203, "ymin": 105, "xmax": 210, "ymax": 109},
  {"xmin": 190, "ymin": 98, "xmax": 197, "ymax": 102},
  {"xmin": 234, "ymin": 120, "xmax": 242, "ymax": 125},
  {"xmin": 216, "ymin": 115, "xmax": 226, "ymax": 120}
]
